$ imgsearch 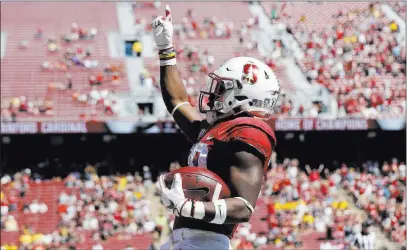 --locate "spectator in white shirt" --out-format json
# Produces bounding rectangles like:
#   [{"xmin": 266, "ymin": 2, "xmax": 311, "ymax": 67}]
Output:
[
  {"xmin": 4, "ymin": 215, "xmax": 18, "ymax": 232},
  {"xmin": 59, "ymin": 192, "xmax": 69, "ymax": 204},
  {"xmin": 1, "ymin": 175, "xmax": 11, "ymax": 185},
  {"xmin": 108, "ymin": 200, "xmax": 118, "ymax": 213},
  {"xmin": 1, "ymin": 204, "xmax": 8, "ymax": 216},
  {"xmin": 92, "ymin": 243, "xmax": 104, "ymax": 250},
  {"xmin": 287, "ymin": 159, "xmax": 299, "ymax": 180},
  {"xmin": 254, "ymin": 232, "xmax": 268, "ymax": 247},
  {"xmin": 399, "ymin": 162, "xmax": 406, "ymax": 178},
  {"xmin": 143, "ymin": 219, "xmax": 156, "ymax": 233},
  {"xmin": 29, "ymin": 200, "xmax": 40, "ymax": 214},
  {"xmin": 42, "ymin": 234, "xmax": 53, "ymax": 245},
  {"xmin": 38, "ymin": 202, "xmax": 48, "ymax": 214}
]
